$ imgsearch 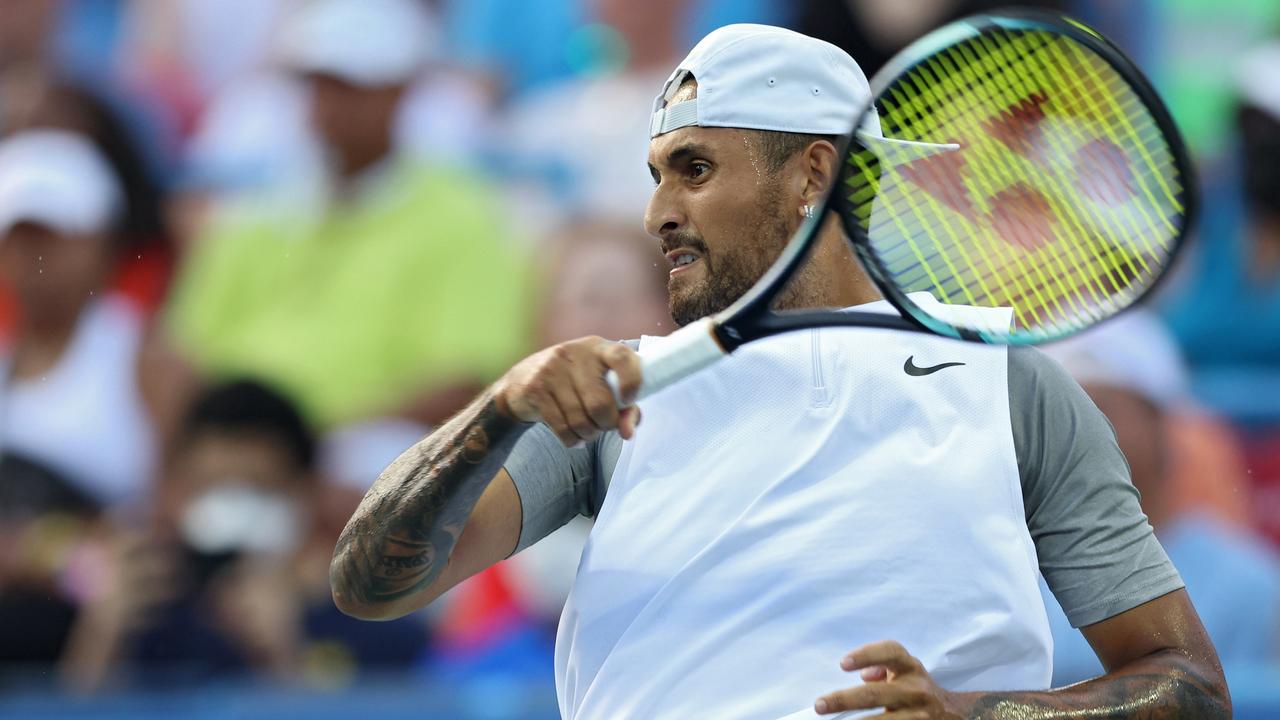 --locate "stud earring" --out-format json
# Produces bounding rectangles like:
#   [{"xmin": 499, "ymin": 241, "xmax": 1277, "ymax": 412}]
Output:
[{"xmin": 803, "ymin": 204, "xmax": 815, "ymax": 219}]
